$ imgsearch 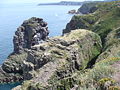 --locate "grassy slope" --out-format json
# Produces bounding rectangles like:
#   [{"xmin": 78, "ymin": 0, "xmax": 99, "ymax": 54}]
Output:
[
  {"xmin": 65, "ymin": 1, "xmax": 120, "ymax": 43},
  {"xmin": 92, "ymin": 1, "xmax": 120, "ymax": 41}
]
